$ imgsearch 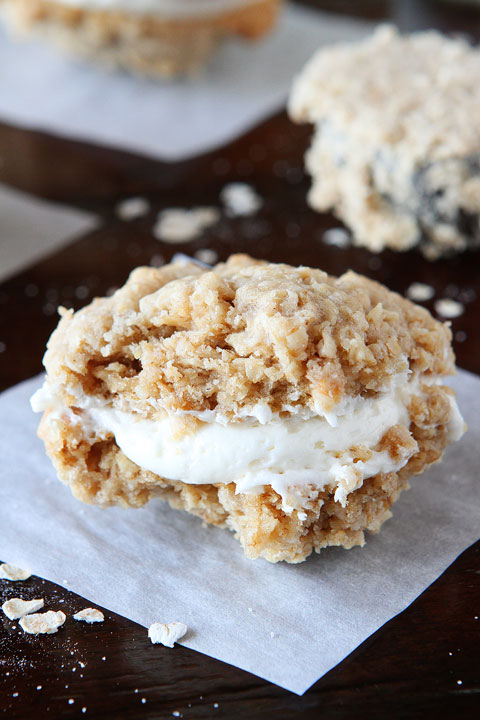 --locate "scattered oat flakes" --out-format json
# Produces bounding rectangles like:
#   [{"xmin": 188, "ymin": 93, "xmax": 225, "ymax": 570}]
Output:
[
  {"xmin": 148, "ymin": 622, "xmax": 187, "ymax": 648},
  {"xmin": 322, "ymin": 227, "xmax": 351, "ymax": 248},
  {"xmin": 2, "ymin": 597, "xmax": 44, "ymax": 620},
  {"xmin": 19, "ymin": 610, "xmax": 66, "ymax": 635},
  {"xmin": 0, "ymin": 563, "xmax": 31, "ymax": 581},
  {"xmin": 194, "ymin": 248, "xmax": 219, "ymax": 265},
  {"xmin": 73, "ymin": 608, "xmax": 104, "ymax": 623},
  {"xmin": 154, "ymin": 207, "xmax": 219, "ymax": 244},
  {"xmin": 116, "ymin": 197, "xmax": 150, "ymax": 221},
  {"xmin": 220, "ymin": 182, "xmax": 263, "ymax": 217},
  {"xmin": 434, "ymin": 298, "xmax": 465, "ymax": 318},
  {"xmin": 406, "ymin": 282, "xmax": 435, "ymax": 302}
]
